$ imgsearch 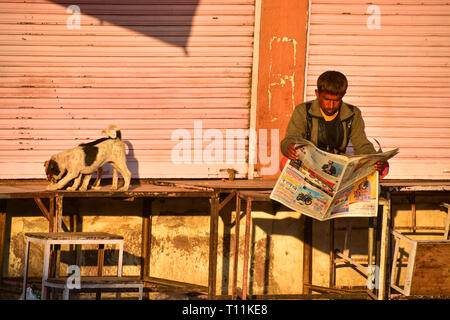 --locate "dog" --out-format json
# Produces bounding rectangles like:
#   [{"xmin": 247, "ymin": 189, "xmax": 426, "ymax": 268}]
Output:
[{"xmin": 44, "ymin": 125, "xmax": 131, "ymax": 191}]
